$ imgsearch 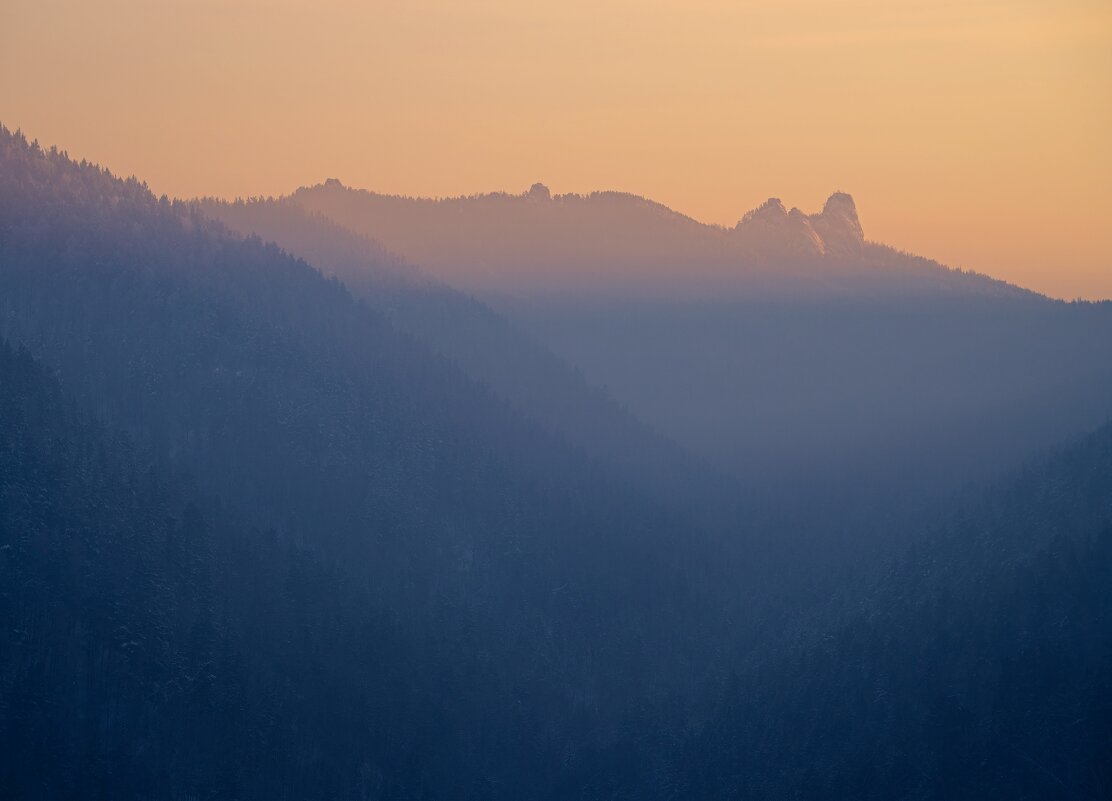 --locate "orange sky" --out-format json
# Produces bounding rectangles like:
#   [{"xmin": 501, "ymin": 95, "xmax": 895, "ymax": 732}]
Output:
[{"xmin": 2, "ymin": 0, "xmax": 1110, "ymax": 299}]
